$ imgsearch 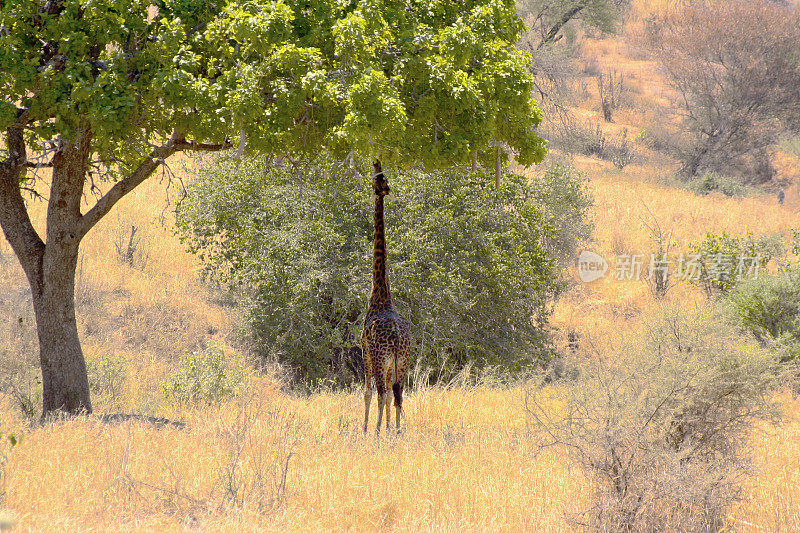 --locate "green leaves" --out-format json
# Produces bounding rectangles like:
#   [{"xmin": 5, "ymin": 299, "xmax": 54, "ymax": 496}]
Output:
[
  {"xmin": 1, "ymin": 0, "xmax": 544, "ymax": 172},
  {"xmin": 339, "ymin": 68, "xmax": 407, "ymax": 160}
]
